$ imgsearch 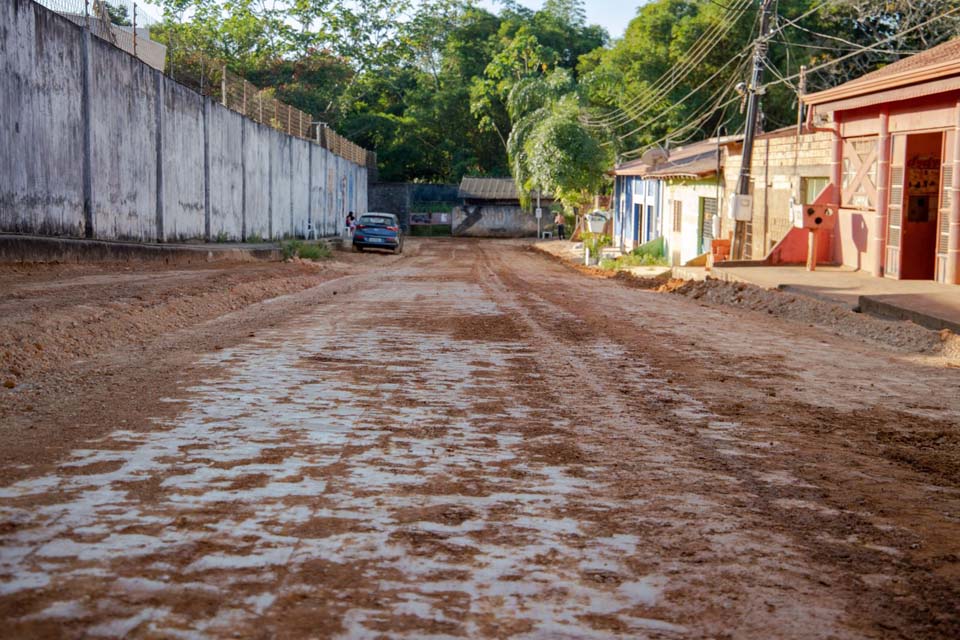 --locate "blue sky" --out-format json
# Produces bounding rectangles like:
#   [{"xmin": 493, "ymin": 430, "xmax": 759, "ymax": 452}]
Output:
[{"xmin": 477, "ymin": 0, "xmax": 641, "ymax": 39}]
